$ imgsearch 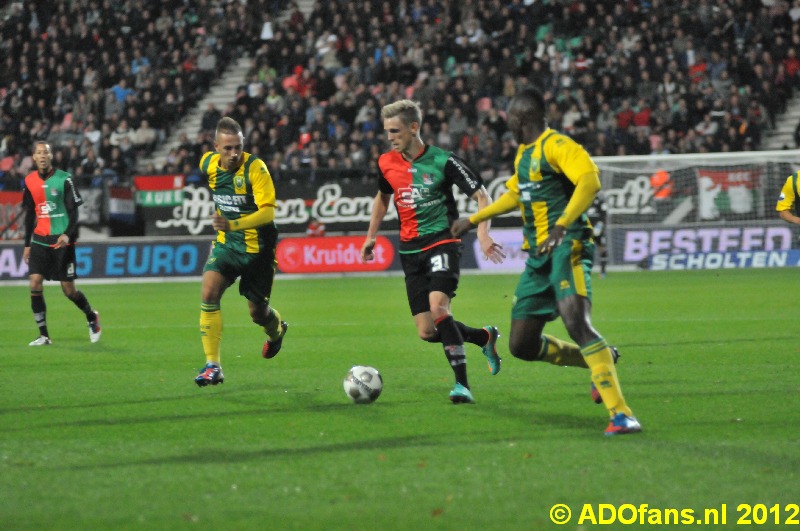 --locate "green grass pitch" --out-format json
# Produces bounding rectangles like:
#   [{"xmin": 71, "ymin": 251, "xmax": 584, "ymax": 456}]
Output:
[{"xmin": 1, "ymin": 269, "xmax": 798, "ymax": 529}]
